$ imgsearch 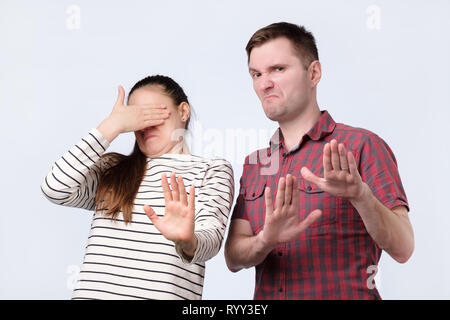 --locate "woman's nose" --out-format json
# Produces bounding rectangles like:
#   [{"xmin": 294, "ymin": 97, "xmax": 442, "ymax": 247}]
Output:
[{"xmin": 140, "ymin": 126, "xmax": 156, "ymax": 133}]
